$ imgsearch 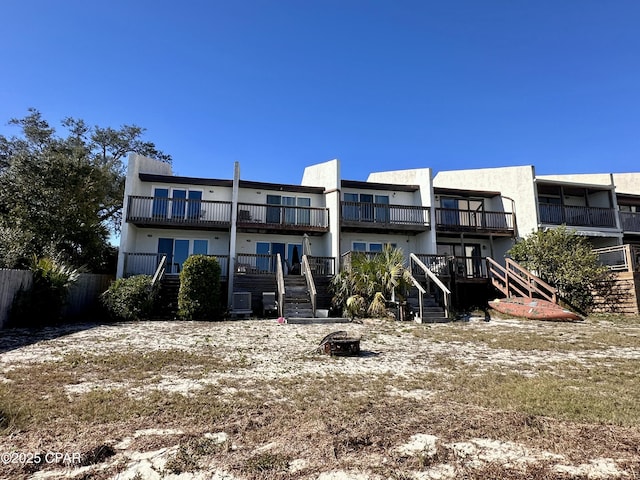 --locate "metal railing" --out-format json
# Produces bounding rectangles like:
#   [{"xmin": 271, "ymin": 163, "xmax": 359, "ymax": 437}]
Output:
[
  {"xmin": 539, "ymin": 204, "xmax": 617, "ymax": 228},
  {"xmin": 435, "ymin": 208, "xmax": 514, "ymax": 232},
  {"xmin": 620, "ymin": 211, "xmax": 640, "ymax": 233},
  {"xmin": 410, "ymin": 253, "xmax": 451, "ymax": 318},
  {"xmin": 127, "ymin": 196, "xmax": 232, "ymax": 226},
  {"xmin": 302, "ymin": 255, "xmax": 317, "ymax": 317},
  {"xmin": 487, "ymin": 257, "xmax": 557, "ymax": 303},
  {"xmin": 341, "ymin": 202, "xmax": 430, "ymax": 227},
  {"xmin": 236, "ymin": 202, "xmax": 329, "ymax": 230}
]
